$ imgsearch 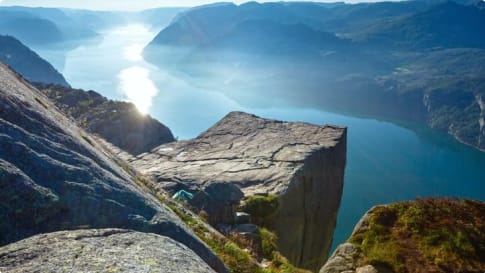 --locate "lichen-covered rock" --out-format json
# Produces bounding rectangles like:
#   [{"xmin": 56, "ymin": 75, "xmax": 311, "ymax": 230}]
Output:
[
  {"xmin": 0, "ymin": 63, "xmax": 227, "ymax": 273},
  {"xmin": 321, "ymin": 199, "xmax": 485, "ymax": 273},
  {"xmin": 0, "ymin": 229, "xmax": 216, "ymax": 273},
  {"xmin": 130, "ymin": 111, "xmax": 347, "ymax": 271},
  {"xmin": 35, "ymin": 83, "xmax": 175, "ymax": 155},
  {"xmin": 319, "ymin": 243, "xmax": 361, "ymax": 273}
]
